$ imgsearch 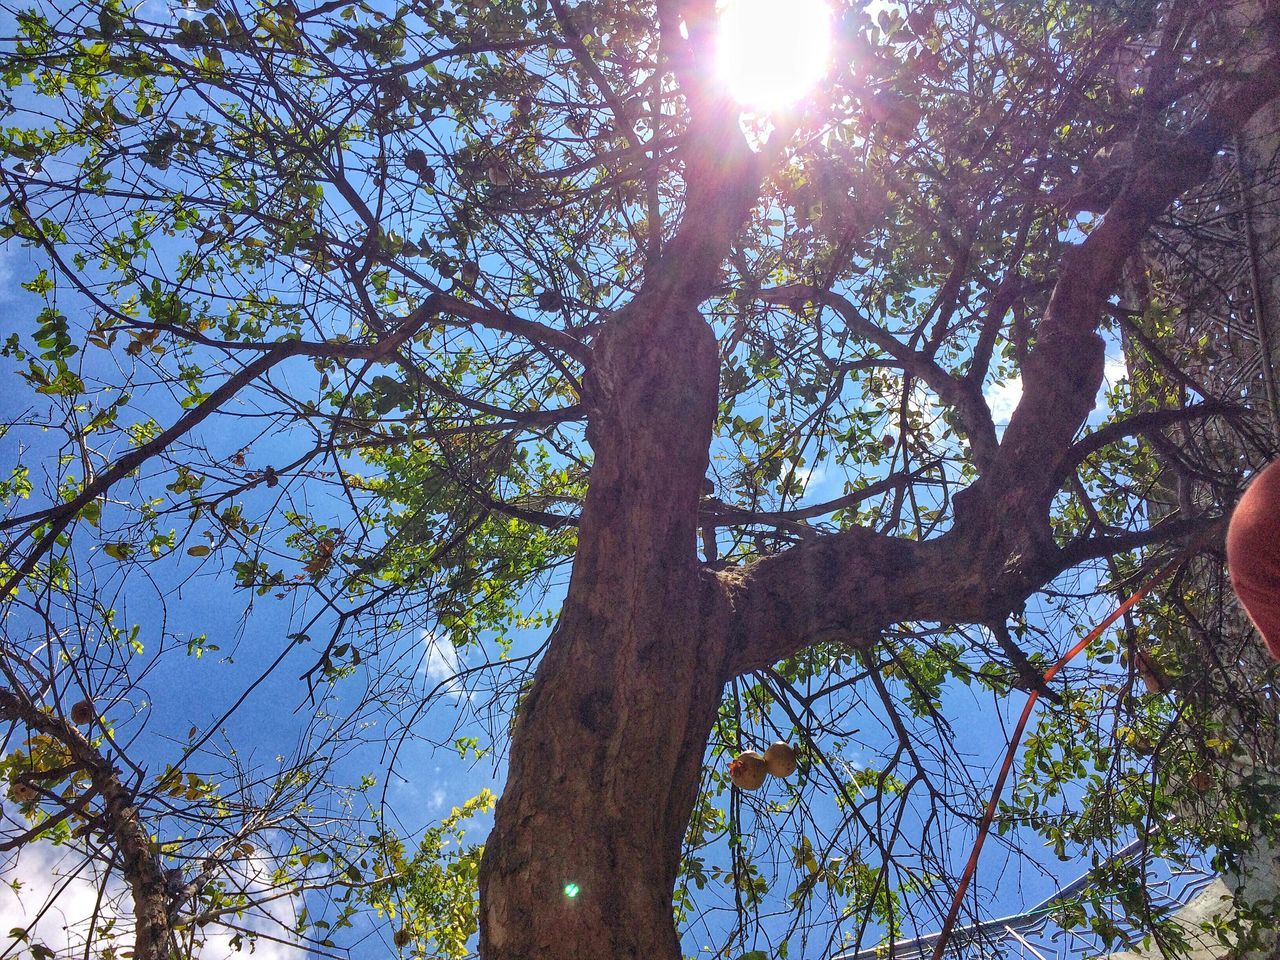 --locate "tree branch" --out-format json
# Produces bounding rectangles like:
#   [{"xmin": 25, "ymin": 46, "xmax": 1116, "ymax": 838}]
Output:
[
  {"xmin": 1056, "ymin": 401, "xmax": 1242, "ymax": 482},
  {"xmin": 716, "ymin": 46, "xmax": 1280, "ymax": 679},
  {"xmin": 0, "ymin": 299, "xmax": 448, "ymax": 599},
  {"xmin": 0, "ymin": 687, "xmax": 172, "ymax": 960},
  {"xmin": 760, "ymin": 286, "xmax": 1000, "ymax": 471}
]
